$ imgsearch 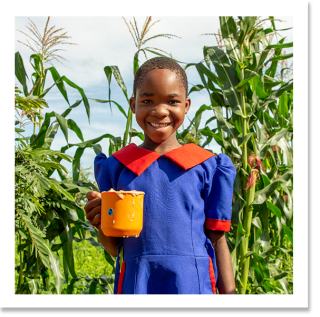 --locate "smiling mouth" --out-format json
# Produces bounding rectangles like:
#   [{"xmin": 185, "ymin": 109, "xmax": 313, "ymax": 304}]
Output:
[{"xmin": 148, "ymin": 122, "xmax": 172, "ymax": 128}]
